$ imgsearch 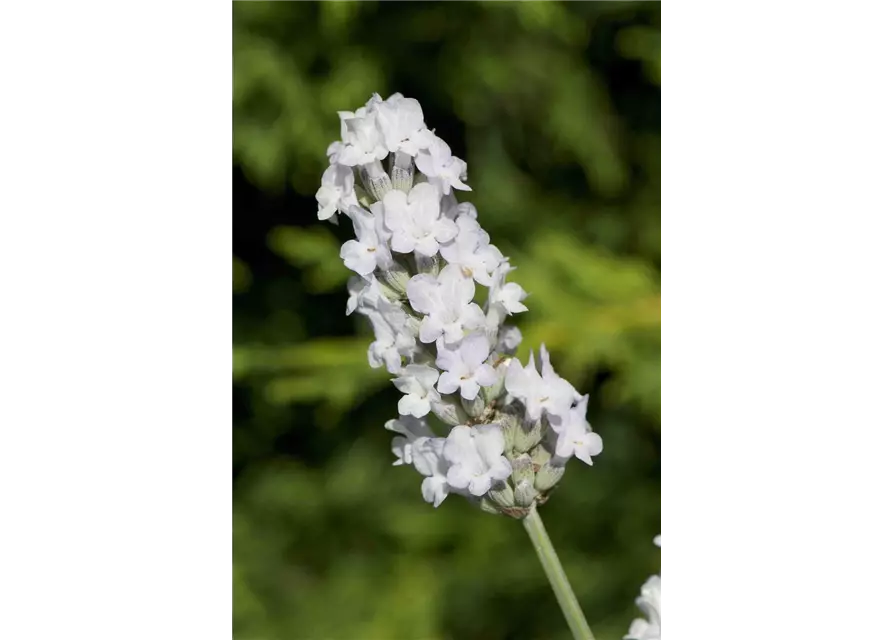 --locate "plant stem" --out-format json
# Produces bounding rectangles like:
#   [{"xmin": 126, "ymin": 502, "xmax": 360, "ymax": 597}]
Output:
[{"xmin": 523, "ymin": 504, "xmax": 595, "ymax": 640}]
